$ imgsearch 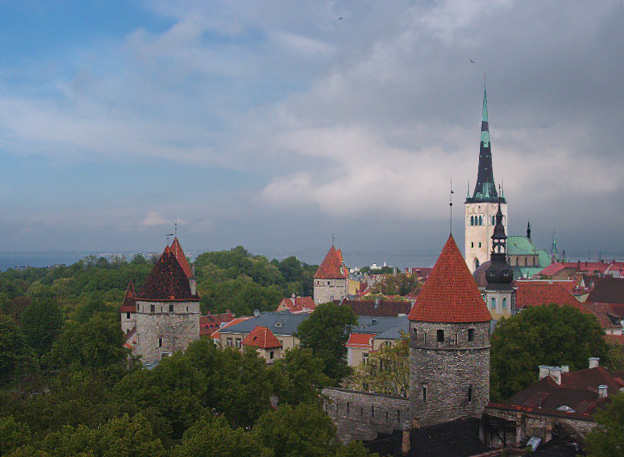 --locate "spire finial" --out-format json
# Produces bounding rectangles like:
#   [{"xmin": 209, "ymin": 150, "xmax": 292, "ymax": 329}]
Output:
[
  {"xmin": 332, "ymin": 234, "xmax": 335, "ymax": 246},
  {"xmin": 449, "ymin": 179, "xmax": 454, "ymax": 234},
  {"xmin": 527, "ymin": 220, "xmax": 531, "ymax": 240},
  {"xmin": 174, "ymin": 220, "xmax": 178, "ymax": 238}
]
